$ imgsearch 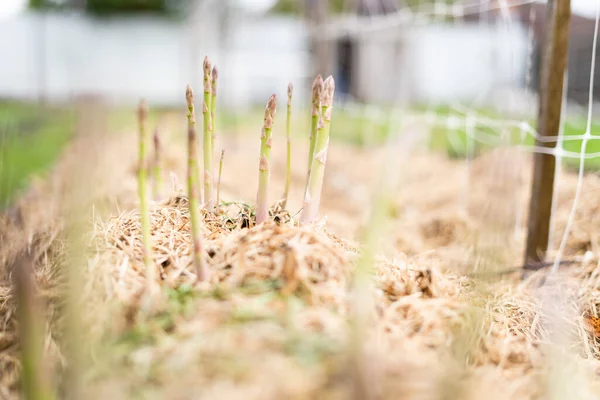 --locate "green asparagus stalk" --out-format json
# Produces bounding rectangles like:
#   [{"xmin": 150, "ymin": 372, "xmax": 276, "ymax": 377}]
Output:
[
  {"xmin": 300, "ymin": 76, "xmax": 335, "ymax": 224},
  {"xmin": 186, "ymin": 85, "xmax": 207, "ymax": 282},
  {"xmin": 216, "ymin": 149, "xmax": 225, "ymax": 211},
  {"xmin": 152, "ymin": 128, "xmax": 162, "ymax": 200},
  {"xmin": 307, "ymin": 75, "xmax": 323, "ymax": 183},
  {"xmin": 211, "ymin": 66, "xmax": 218, "ymax": 164},
  {"xmin": 137, "ymin": 100, "xmax": 155, "ymax": 287},
  {"xmin": 203, "ymin": 56, "xmax": 214, "ymax": 209},
  {"xmin": 281, "ymin": 82, "xmax": 293, "ymax": 209},
  {"xmin": 256, "ymin": 94, "xmax": 277, "ymax": 224}
]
